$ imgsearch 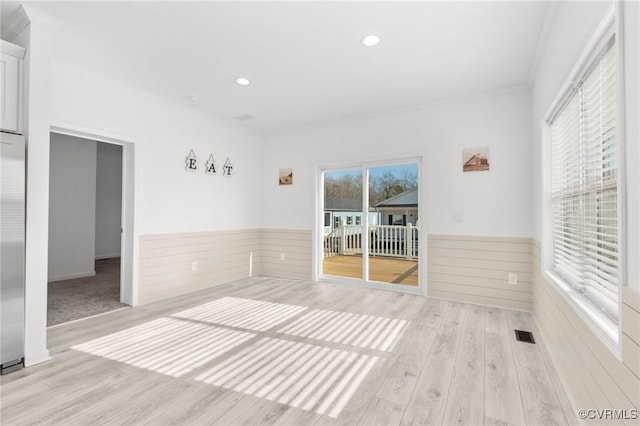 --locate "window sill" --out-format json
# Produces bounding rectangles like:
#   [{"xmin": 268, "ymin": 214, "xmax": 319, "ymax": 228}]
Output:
[{"xmin": 543, "ymin": 270, "xmax": 621, "ymax": 360}]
